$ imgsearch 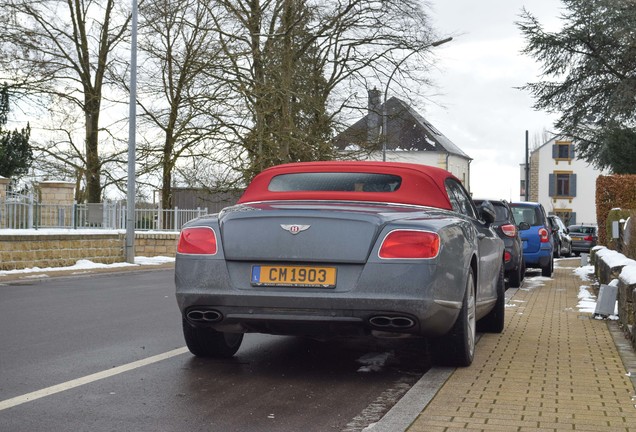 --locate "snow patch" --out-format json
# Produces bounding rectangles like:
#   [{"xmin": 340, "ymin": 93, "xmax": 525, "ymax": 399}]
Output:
[
  {"xmin": 619, "ymin": 265, "xmax": 636, "ymax": 286},
  {"xmin": 574, "ymin": 265, "xmax": 594, "ymax": 282},
  {"xmin": 520, "ymin": 276, "xmax": 550, "ymax": 290},
  {"xmin": 577, "ymin": 286, "xmax": 597, "ymax": 314},
  {"xmin": 595, "ymin": 247, "xmax": 636, "ymax": 269},
  {"xmin": 0, "ymin": 256, "xmax": 174, "ymax": 276}
]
